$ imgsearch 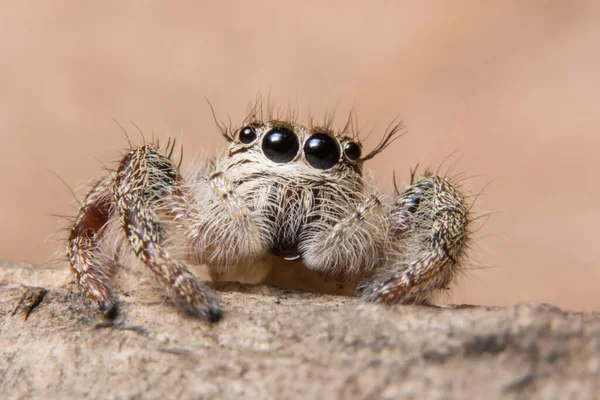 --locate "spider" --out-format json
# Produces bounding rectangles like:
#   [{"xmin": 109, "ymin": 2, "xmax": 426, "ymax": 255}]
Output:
[{"xmin": 66, "ymin": 109, "xmax": 472, "ymax": 322}]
